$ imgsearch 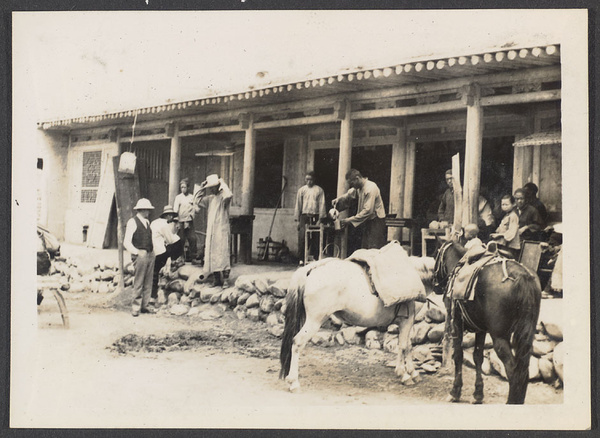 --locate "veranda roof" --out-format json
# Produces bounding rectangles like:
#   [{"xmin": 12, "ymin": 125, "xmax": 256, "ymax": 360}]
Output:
[
  {"xmin": 39, "ymin": 44, "xmax": 561, "ymax": 131},
  {"xmin": 513, "ymin": 131, "xmax": 562, "ymax": 147}
]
